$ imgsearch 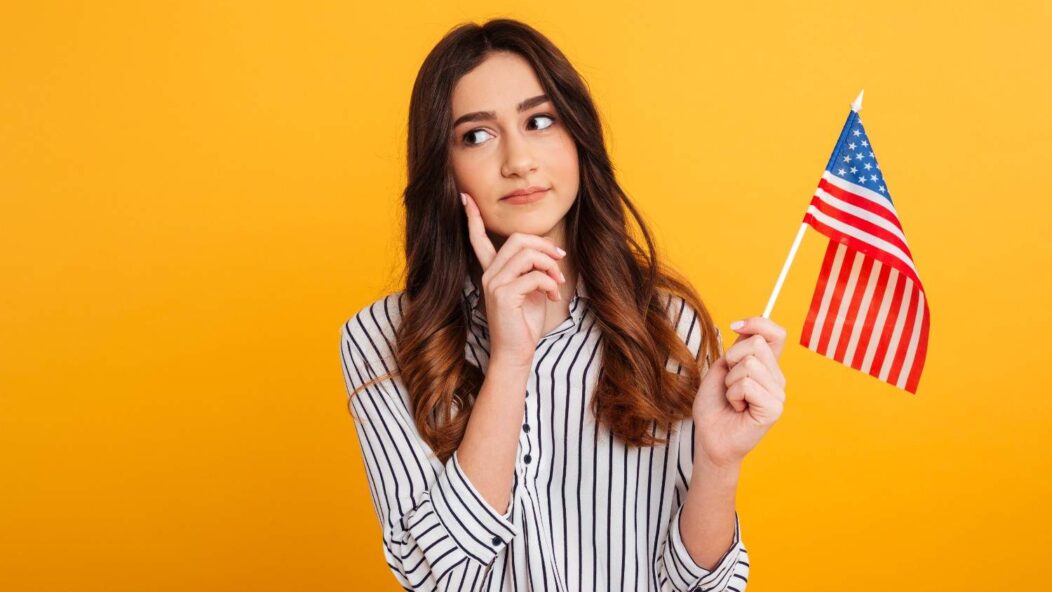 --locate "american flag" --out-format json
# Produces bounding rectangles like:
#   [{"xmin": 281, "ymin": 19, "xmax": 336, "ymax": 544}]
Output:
[{"xmin": 799, "ymin": 100, "xmax": 930, "ymax": 393}]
